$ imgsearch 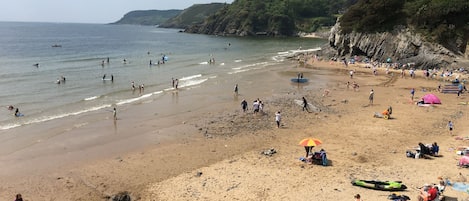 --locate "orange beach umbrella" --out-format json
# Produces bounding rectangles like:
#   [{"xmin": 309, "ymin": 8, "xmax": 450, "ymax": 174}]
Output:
[{"xmin": 299, "ymin": 138, "xmax": 322, "ymax": 147}]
